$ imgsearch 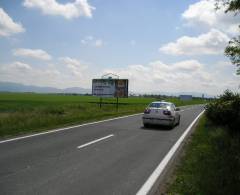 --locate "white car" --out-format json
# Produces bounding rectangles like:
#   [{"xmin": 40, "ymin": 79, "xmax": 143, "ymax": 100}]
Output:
[{"xmin": 142, "ymin": 101, "xmax": 180, "ymax": 128}]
